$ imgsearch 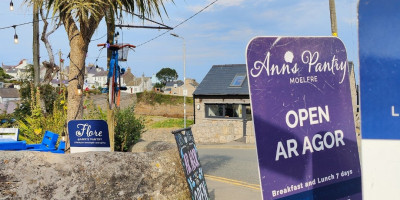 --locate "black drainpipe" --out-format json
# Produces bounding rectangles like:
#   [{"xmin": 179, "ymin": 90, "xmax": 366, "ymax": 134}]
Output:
[{"xmin": 193, "ymin": 94, "xmax": 196, "ymax": 124}]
